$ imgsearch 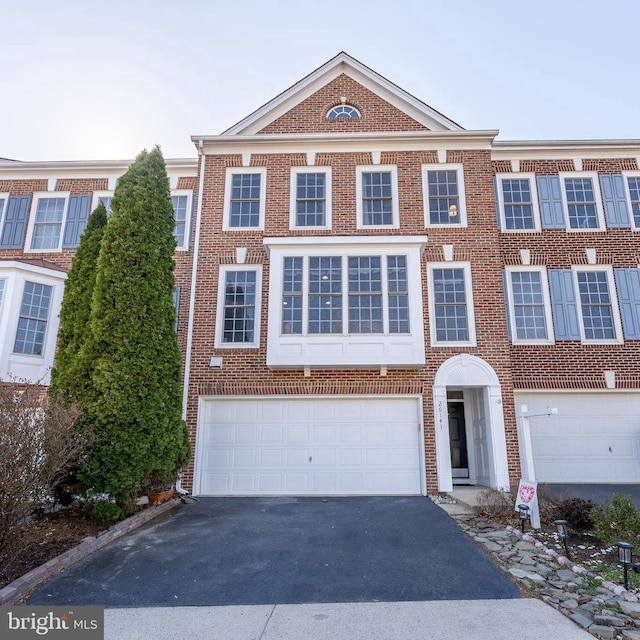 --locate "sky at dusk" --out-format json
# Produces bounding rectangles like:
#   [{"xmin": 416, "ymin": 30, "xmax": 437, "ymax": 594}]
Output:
[{"xmin": 2, "ymin": 0, "xmax": 638, "ymax": 161}]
